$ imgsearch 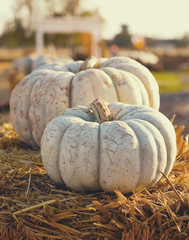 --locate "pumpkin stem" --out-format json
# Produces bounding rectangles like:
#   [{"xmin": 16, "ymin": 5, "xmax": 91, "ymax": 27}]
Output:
[
  {"xmin": 89, "ymin": 97, "xmax": 112, "ymax": 124},
  {"xmin": 79, "ymin": 56, "xmax": 99, "ymax": 71}
]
